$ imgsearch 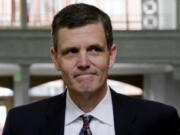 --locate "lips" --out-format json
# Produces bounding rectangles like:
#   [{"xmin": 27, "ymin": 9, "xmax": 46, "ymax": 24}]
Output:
[{"xmin": 74, "ymin": 72, "xmax": 97, "ymax": 78}]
